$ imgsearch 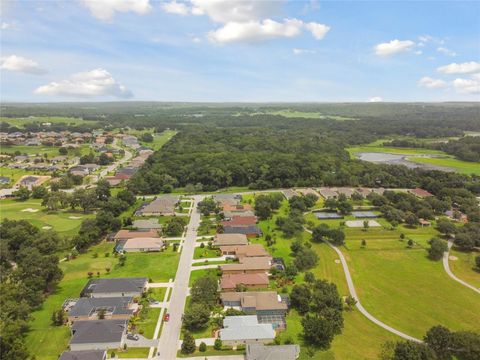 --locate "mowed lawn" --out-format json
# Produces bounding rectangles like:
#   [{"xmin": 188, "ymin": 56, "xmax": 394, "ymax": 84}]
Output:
[
  {"xmin": 27, "ymin": 242, "xmax": 180, "ymax": 360},
  {"xmin": 0, "ymin": 116, "xmax": 97, "ymax": 127},
  {"xmin": 449, "ymin": 248, "xmax": 480, "ymax": 289},
  {"xmin": 344, "ymin": 238, "xmax": 480, "ymax": 338},
  {"xmin": 245, "ymin": 197, "xmax": 399, "ymax": 359},
  {"xmin": 0, "ymin": 199, "xmax": 93, "ymax": 236},
  {"xmin": 346, "ymin": 143, "xmax": 480, "ymax": 175}
]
